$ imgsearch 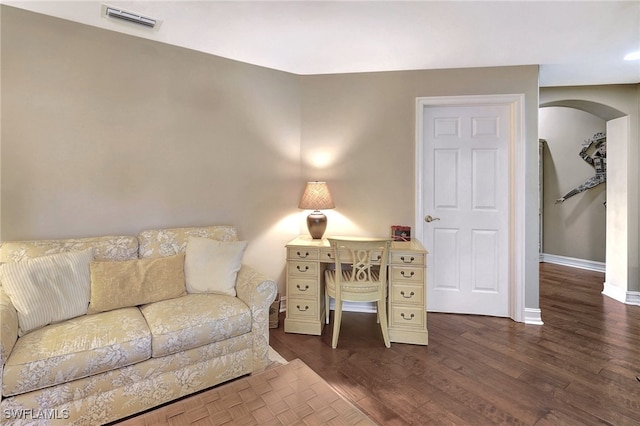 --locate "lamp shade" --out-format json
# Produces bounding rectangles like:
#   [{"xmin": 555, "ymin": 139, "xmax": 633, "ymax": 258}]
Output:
[{"xmin": 298, "ymin": 181, "xmax": 335, "ymax": 211}]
